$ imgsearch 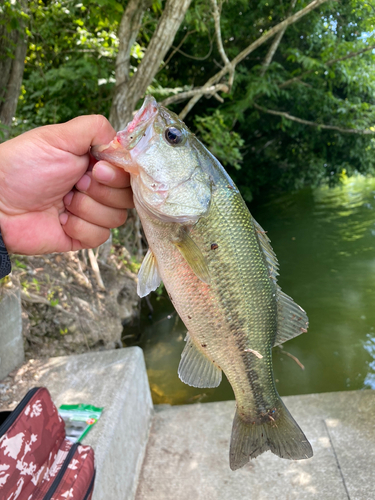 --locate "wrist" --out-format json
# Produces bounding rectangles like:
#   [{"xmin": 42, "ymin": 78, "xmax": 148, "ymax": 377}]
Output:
[{"xmin": 0, "ymin": 227, "xmax": 11, "ymax": 279}]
